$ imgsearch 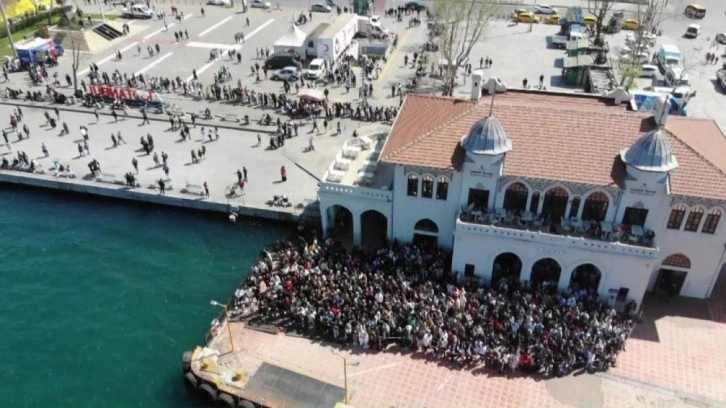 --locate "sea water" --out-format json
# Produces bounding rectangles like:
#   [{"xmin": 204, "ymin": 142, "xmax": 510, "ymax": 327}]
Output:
[{"xmin": 0, "ymin": 186, "xmax": 291, "ymax": 407}]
